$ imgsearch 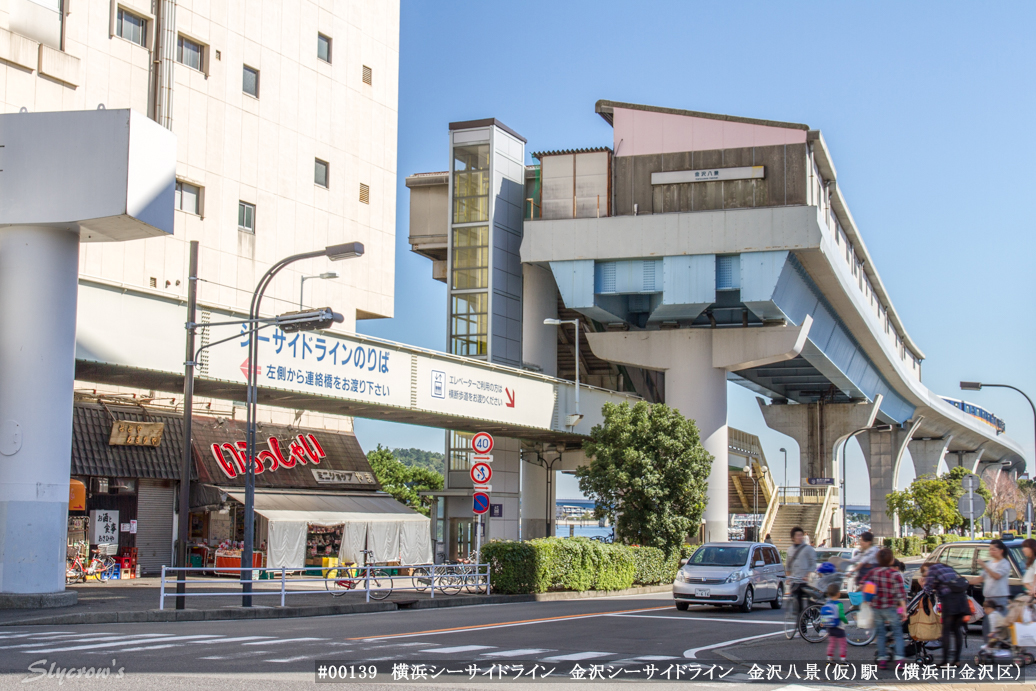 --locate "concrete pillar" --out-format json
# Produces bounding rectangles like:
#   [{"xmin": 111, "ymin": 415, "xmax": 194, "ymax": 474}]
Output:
[
  {"xmin": 859, "ymin": 424, "xmax": 916, "ymax": 538},
  {"xmin": 758, "ymin": 399, "xmax": 881, "ymax": 487},
  {"xmin": 521, "ymin": 455, "xmax": 549, "ymax": 539},
  {"xmin": 522, "ymin": 264, "xmax": 558, "ymax": 377},
  {"xmin": 0, "ymin": 226, "xmax": 80, "ymax": 598},
  {"xmin": 907, "ymin": 436, "xmax": 952, "ymax": 478},
  {"xmin": 584, "ymin": 330, "xmax": 728, "ymax": 542}
]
